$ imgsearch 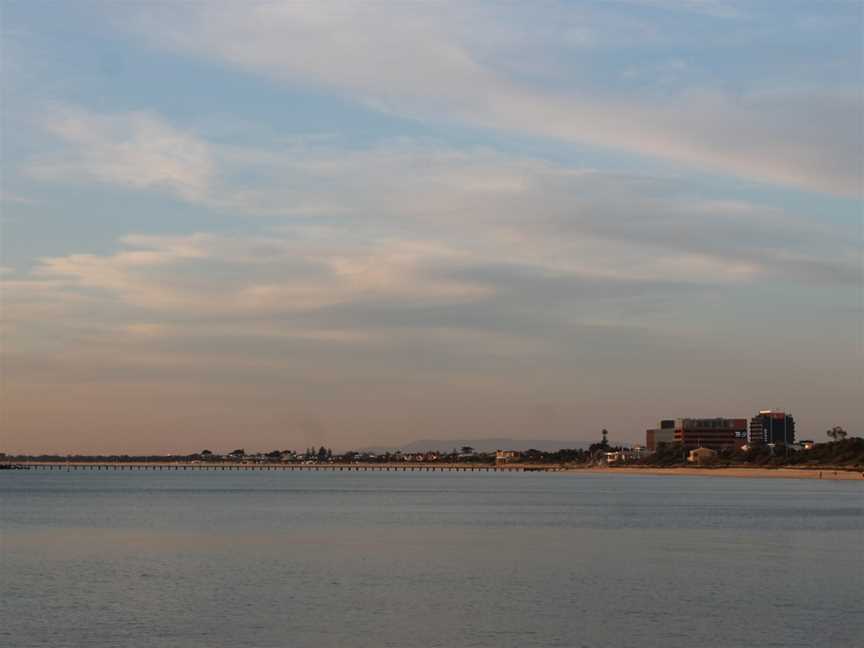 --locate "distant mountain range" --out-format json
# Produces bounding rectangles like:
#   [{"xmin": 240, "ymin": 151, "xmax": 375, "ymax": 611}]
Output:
[{"xmin": 362, "ymin": 438, "xmax": 589, "ymax": 454}]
